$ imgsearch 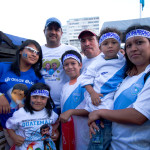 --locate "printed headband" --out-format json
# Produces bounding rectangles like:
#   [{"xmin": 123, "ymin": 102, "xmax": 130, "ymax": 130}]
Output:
[
  {"xmin": 63, "ymin": 54, "xmax": 80, "ymax": 64},
  {"xmin": 125, "ymin": 29, "xmax": 150, "ymax": 41},
  {"xmin": 31, "ymin": 90, "xmax": 49, "ymax": 98},
  {"xmin": 99, "ymin": 32, "xmax": 121, "ymax": 46}
]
